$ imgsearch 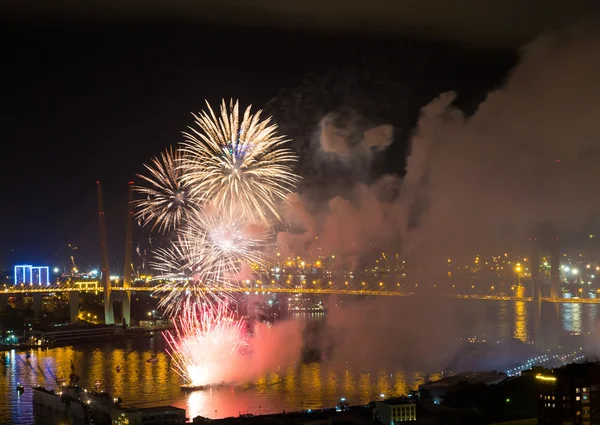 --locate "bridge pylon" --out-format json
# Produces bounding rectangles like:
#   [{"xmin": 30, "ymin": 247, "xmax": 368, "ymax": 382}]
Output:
[
  {"xmin": 96, "ymin": 181, "xmax": 135, "ymax": 326},
  {"xmin": 97, "ymin": 181, "xmax": 114, "ymax": 325},
  {"xmin": 121, "ymin": 182, "xmax": 134, "ymax": 326}
]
